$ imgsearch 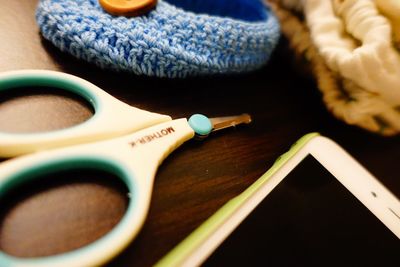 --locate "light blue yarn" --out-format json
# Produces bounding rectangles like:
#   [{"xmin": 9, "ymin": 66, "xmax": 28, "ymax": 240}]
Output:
[{"xmin": 36, "ymin": 0, "xmax": 280, "ymax": 78}]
